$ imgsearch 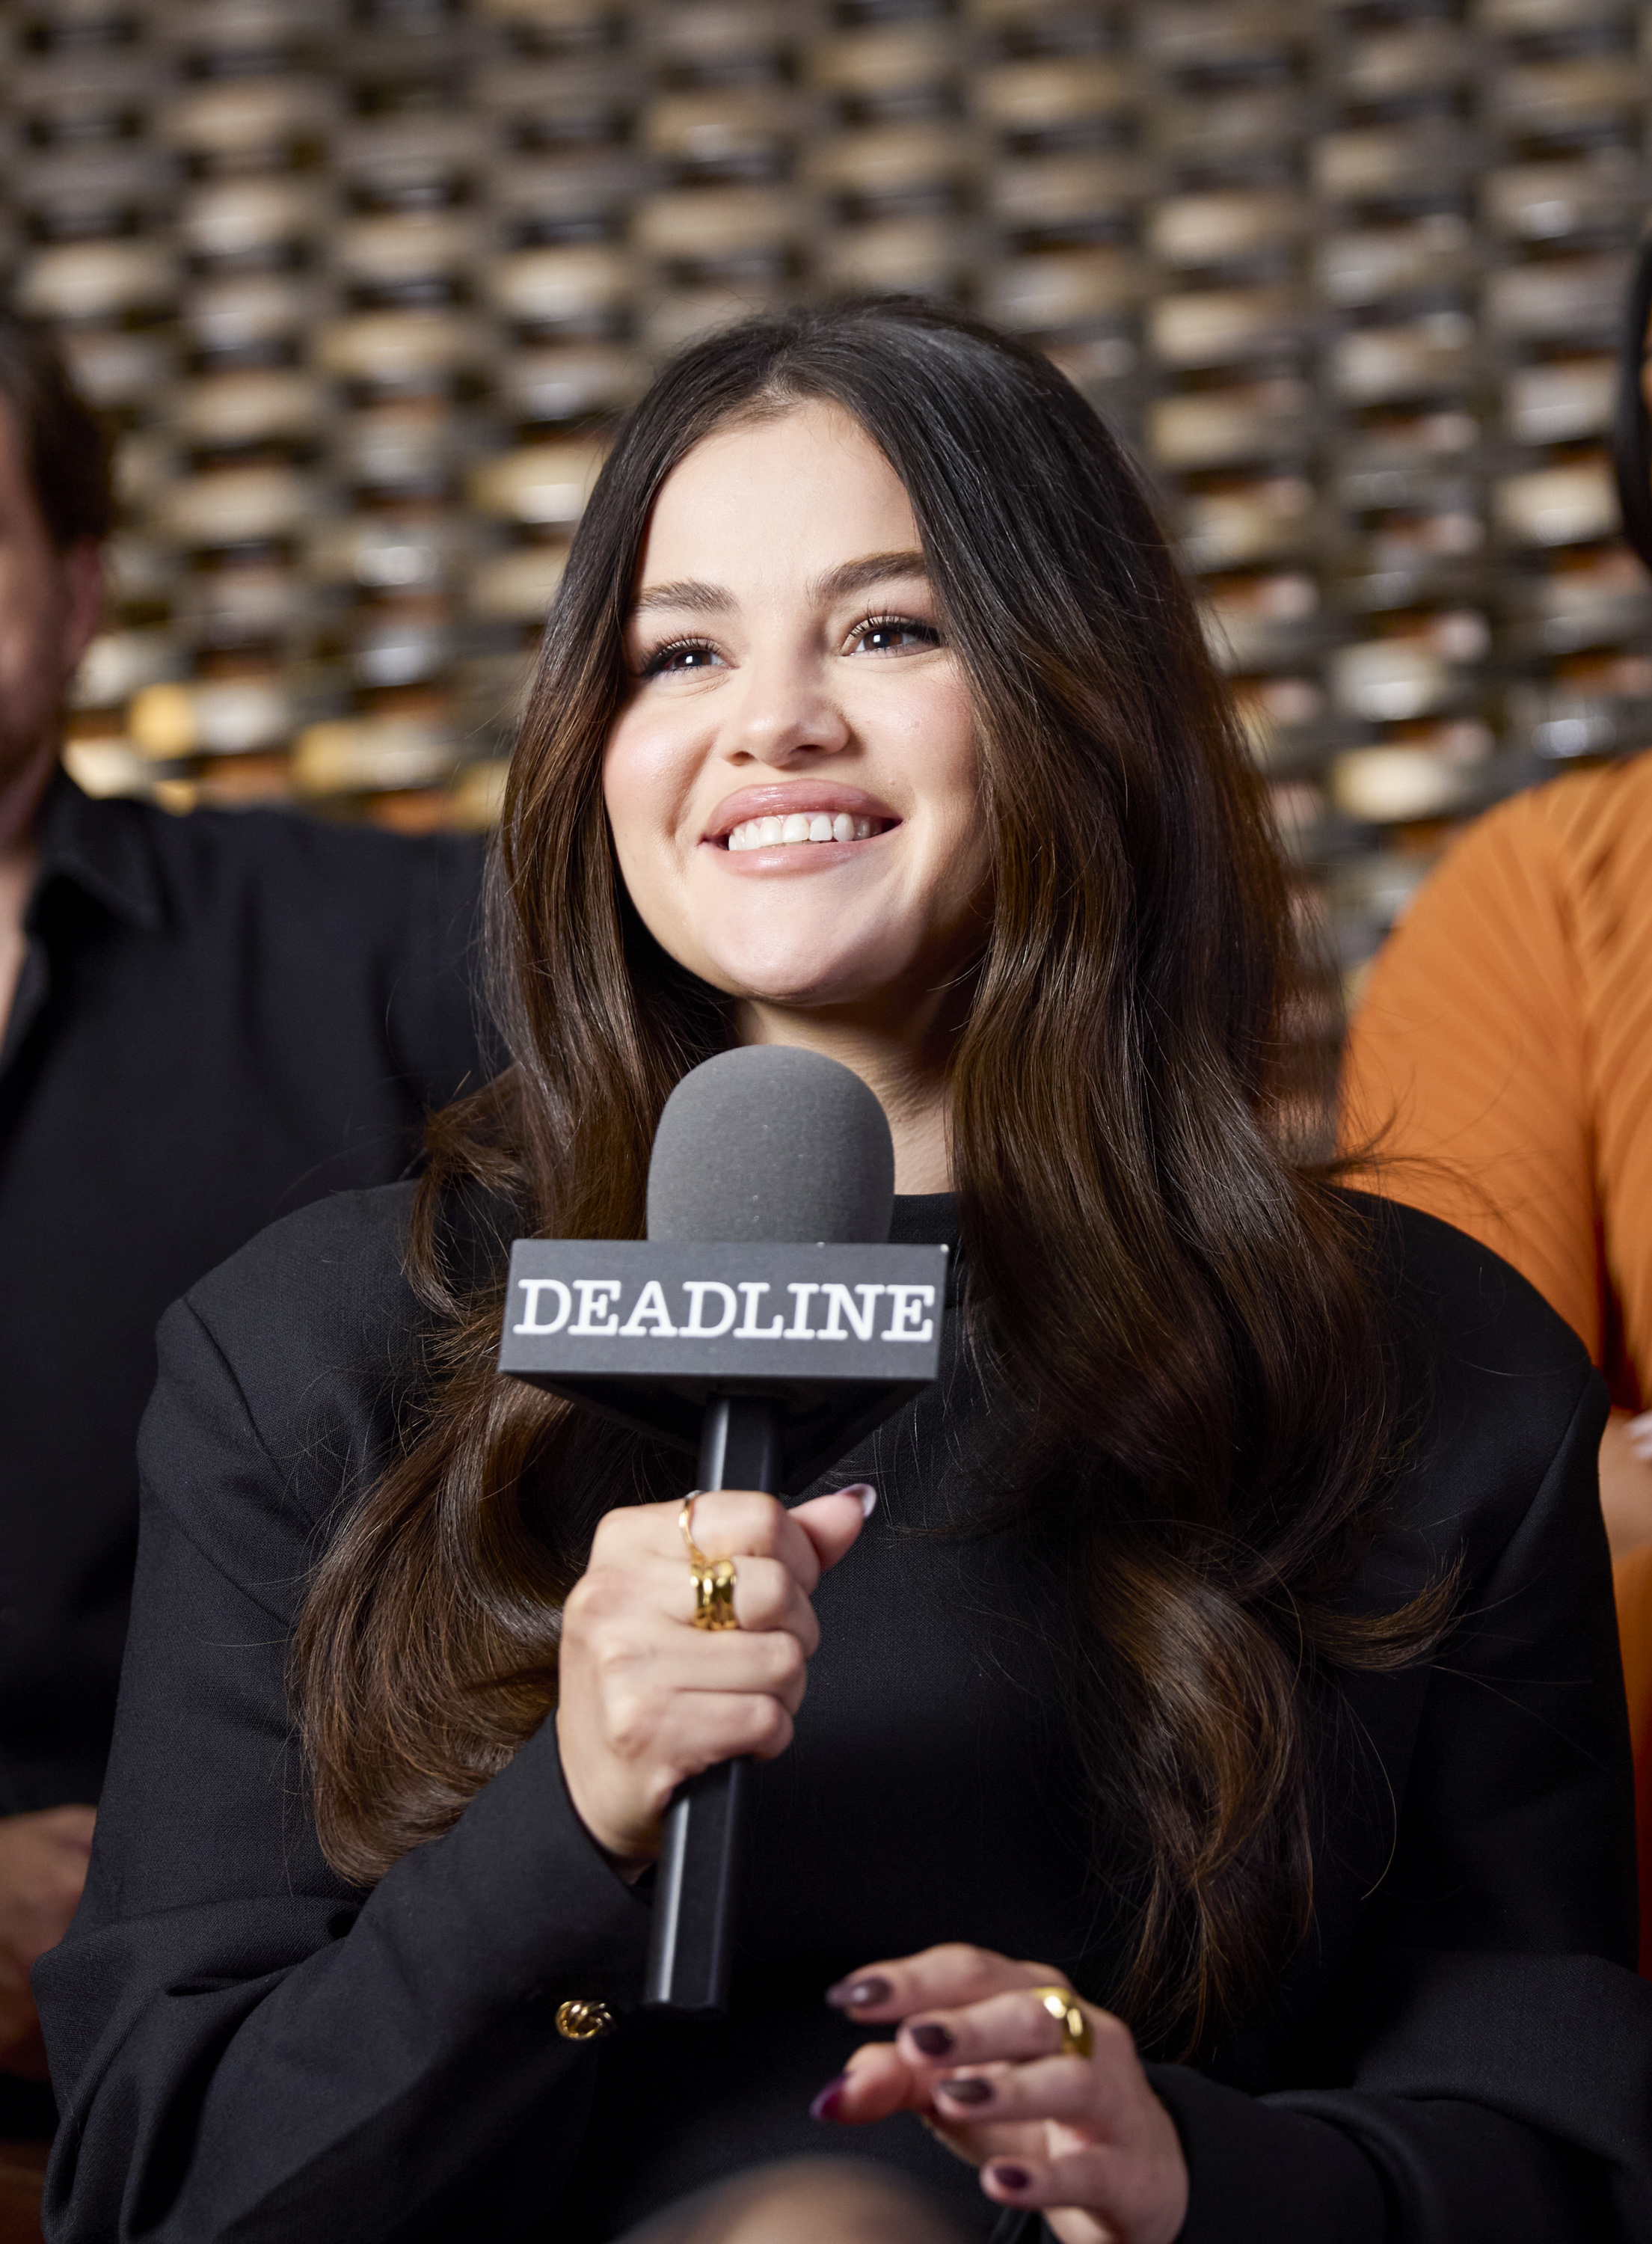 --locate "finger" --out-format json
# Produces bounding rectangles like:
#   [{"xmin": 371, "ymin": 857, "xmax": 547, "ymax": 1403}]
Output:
[
  {"xmin": 731, "ymin": 1560, "xmax": 820, "ymax": 1653},
  {"xmin": 580, "ymin": 1611, "xmax": 811, "ymax": 1751},
  {"xmin": 594, "ymin": 1492, "xmax": 796, "ymax": 1577},
  {"xmin": 918, "ymin": 2109, "xmax": 1037, "ymax": 2172},
  {"xmin": 980, "ymin": 2141, "xmax": 1188, "ymax": 2237},
  {"xmin": 619, "ymin": 1625, "xmax": 811, "ymax": 1714},
  {"xmin": 933, "ymin": 2052, "xmax": 1131, "ymax": 2132},
  {"xmin": 573, "ymin": 1551, "xmax": 817, "ymax": 1667},
  {"xmin": 899, "ymin": 1990, "xmax": 1118, "ymax": 2075},
  {"xmin": 825, "ymin": 1944, "xmax": 1048, "ymax": 2026},
  {"xmin": 788, "ymin": 1486, "xmax": 876, "ymax": 1575},
  {"xmin": 643, "ymin": 1687, "xmax": 797, "ymax": 1776},
  {"xmin": 654, "ymin": 1551, "xmax": 821, "ymax": 1652},
  {"xmin": 676, "ymin": 1492, "xmax": 832, "ymax": 1597},
  {"xmin": 813, "ymin": 2041, "xmax": 930, "ymax": 2126}
]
